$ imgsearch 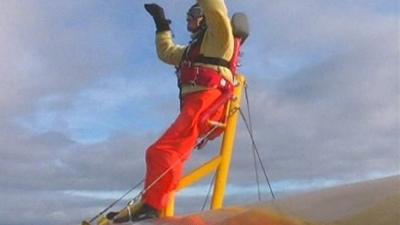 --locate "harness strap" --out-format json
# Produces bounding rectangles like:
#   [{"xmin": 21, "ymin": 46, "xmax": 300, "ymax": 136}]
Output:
[
  {"xmin": 179, "ymin": 66, "xmax": 231, "ymax": 90},
  {"xmin": 195, "ymin": 55, "xmax": 230, "ymax": 68}
]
